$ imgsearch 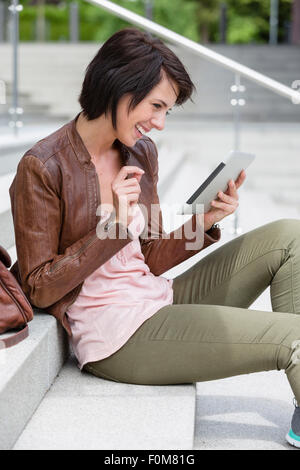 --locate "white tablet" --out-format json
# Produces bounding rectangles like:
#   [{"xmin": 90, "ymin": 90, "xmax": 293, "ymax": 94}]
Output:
[{"xmin": 177, "ymin": 151, "xmax": 255, "ymax": 215}]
